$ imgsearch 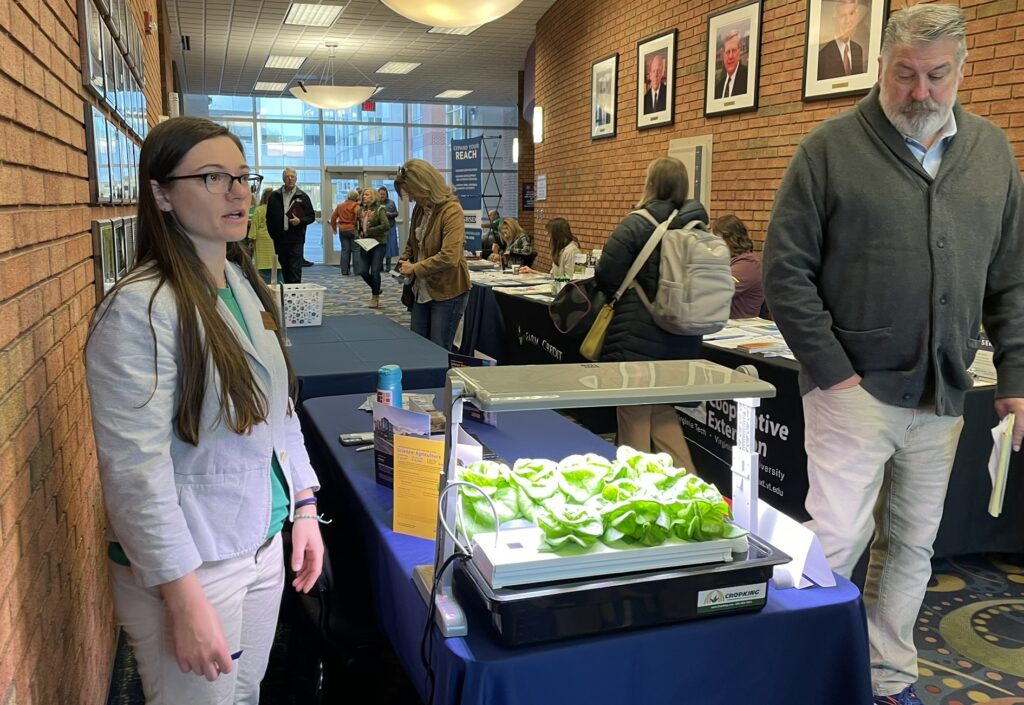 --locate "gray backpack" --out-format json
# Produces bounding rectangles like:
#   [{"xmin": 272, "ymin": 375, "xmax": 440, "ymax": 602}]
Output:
[{"xmin": 629, "ymin": 209, "xmax": 734, "ymax": 336}]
